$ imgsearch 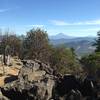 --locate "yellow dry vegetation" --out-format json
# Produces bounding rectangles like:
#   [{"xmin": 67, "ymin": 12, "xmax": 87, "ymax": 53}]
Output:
[{"xmin": 0, "ymin": 56, "xmax": 22, "ymax": 87}]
